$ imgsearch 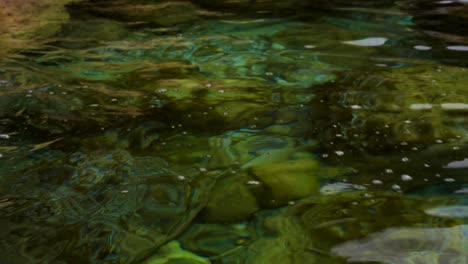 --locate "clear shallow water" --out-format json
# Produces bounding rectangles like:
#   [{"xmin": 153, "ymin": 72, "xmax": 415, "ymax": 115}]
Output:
[{"xmin": 0, "ymin": 0, "xmax": 467, "ymax": 263}]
